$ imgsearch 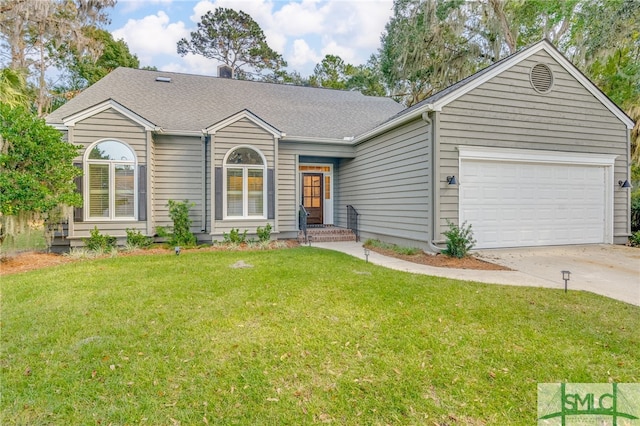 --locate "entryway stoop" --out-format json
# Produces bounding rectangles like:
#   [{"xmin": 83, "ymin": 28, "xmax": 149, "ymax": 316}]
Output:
[{"xmin": 298, "ymin": 226, "xmax": 357, "ymax": 243}]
